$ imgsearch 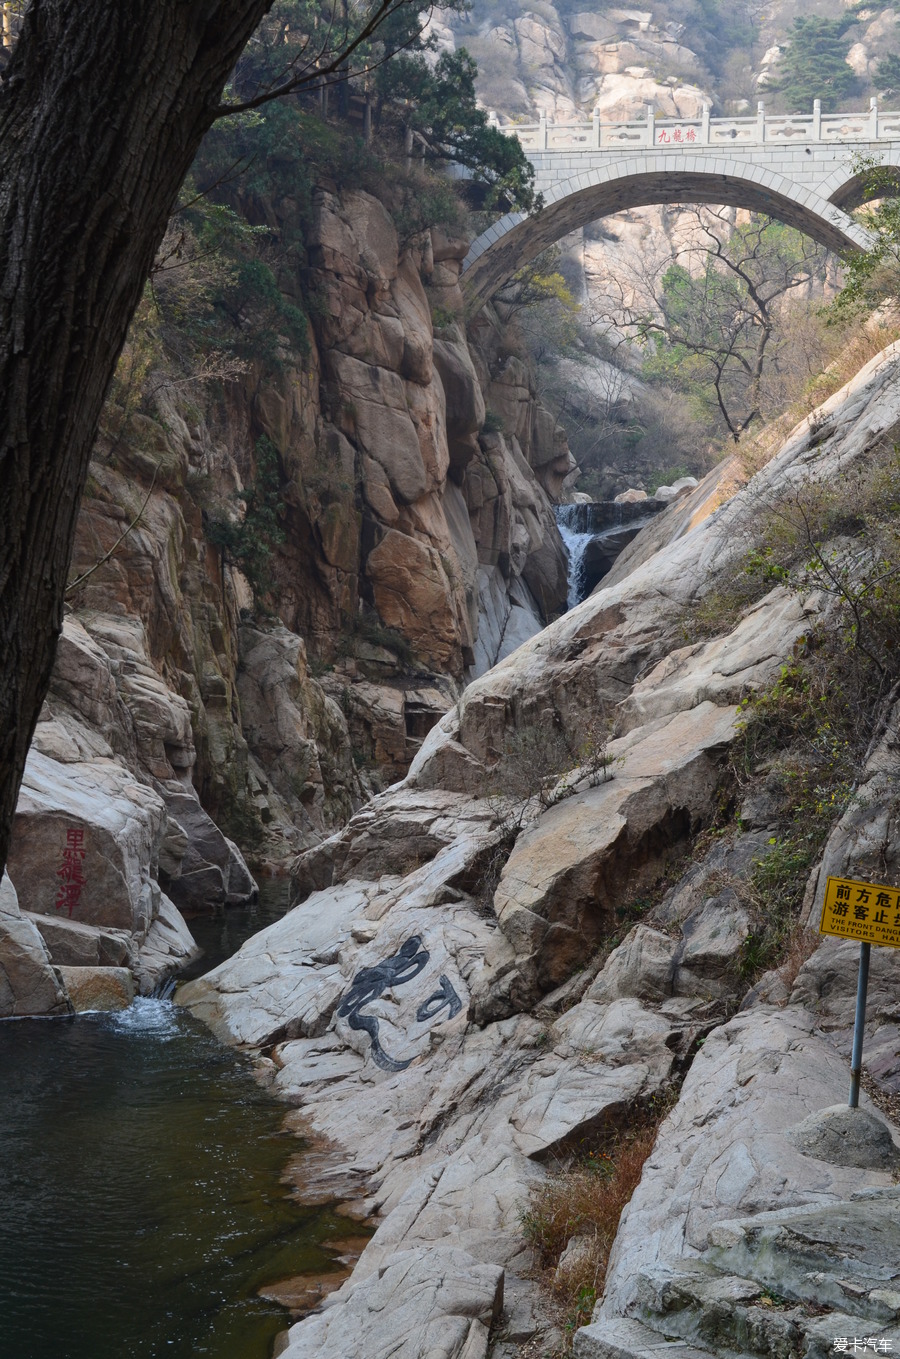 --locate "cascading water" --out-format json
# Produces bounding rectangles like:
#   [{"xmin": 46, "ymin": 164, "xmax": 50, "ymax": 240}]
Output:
[
  {"xmin": 556, "ymin": 504, "xmax": 595, "ymax": 610},
  {"xmin": 556, "ymin": 500, "xmax": 667, "ymax": 610}
]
